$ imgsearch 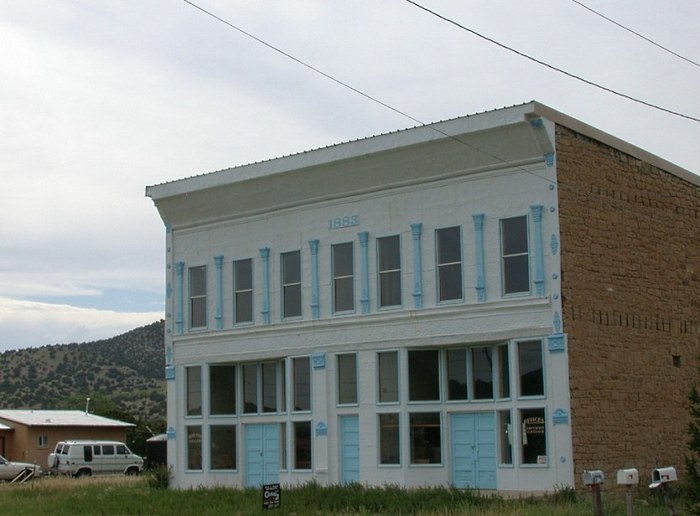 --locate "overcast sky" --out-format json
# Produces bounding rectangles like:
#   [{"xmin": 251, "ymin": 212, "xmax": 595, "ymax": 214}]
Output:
[{"xmin": 1, "ymin": 1, "xmax": 698, "ymax": 351}]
